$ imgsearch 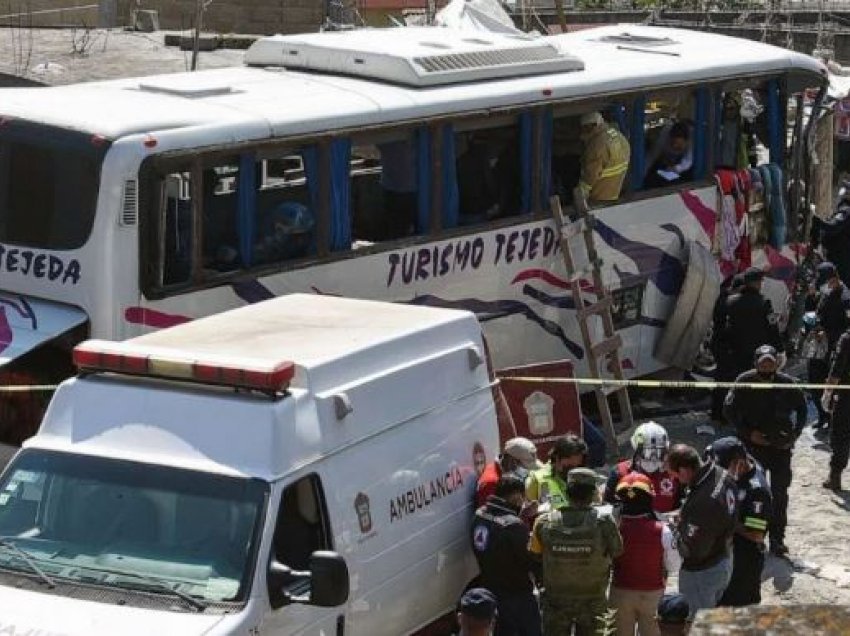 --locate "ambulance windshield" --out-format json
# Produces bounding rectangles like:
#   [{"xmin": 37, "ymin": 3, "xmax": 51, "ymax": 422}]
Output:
[{"xmin": 0, "ymin": 449, "xmax": 267, "ymax": 609}]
